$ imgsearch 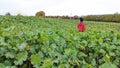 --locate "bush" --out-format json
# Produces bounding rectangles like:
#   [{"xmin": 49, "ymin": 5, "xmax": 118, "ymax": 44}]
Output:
[
  {"xmin": 35, "ymin": 11, "xmax": 45, "ymax": 18},
  {"xmin": 5, "ymin": 12, "xmax": 11, "ymax": 16}
]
